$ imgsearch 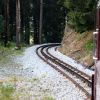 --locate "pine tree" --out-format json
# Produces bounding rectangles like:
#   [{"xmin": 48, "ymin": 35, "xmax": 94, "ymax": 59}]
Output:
[
  {"xmin": 3, "ymin": 0, "xmax": 9, "ymax": 47},
  {"xmin": 64, "ymin": 0, "xmax": 97, "ymax": 32},
  {"xmin": 16, "ymin": 0, "xmax": 21, "ymax": 49}
]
